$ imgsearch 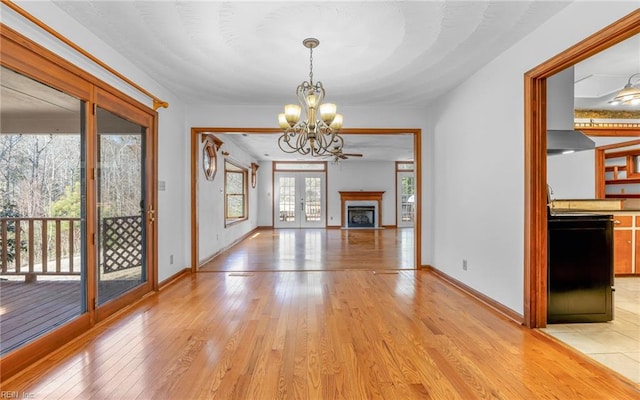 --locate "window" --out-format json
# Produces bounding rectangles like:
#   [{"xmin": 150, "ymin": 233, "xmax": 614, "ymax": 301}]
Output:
[
  {"xmin": 396, "ymin": 161, "xmax": 414, "ymax": 171},
  {"xmin": 225, "ymin": 161, "xmax": 248, "ymax": 224},
  {"xmin": 274, "ymin": 161, "xmax": 326, "ymax": 171}
]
